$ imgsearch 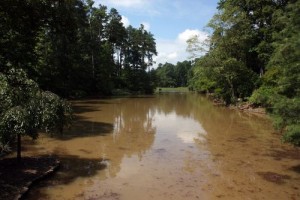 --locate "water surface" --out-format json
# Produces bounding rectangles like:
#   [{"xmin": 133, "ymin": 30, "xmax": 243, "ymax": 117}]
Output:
[{"xmin": 24, "ymin": 93, "xmax": 300, "ymax": 200}]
